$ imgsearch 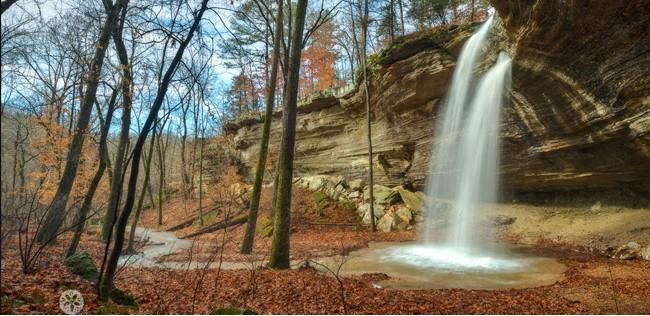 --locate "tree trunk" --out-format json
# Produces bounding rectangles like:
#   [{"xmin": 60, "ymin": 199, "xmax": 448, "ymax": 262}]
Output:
[
  {"xmin": 198, "ymin": 125, "xmax": 205, "ymax": 226},
  {"xmin": 398, "ymin": 0, "xmax": 405, "ymax": 36},
  {"xmin": 97, "ymin": 0, "xmax": 208, "ymax": 300},
  {"xmin": 180, "ymin": 105, "xmax": 190, "ymax": 208},
  {"xmin": 156, "ymin": 129, "xmax": 165, "ymax": 226},
  {"xmin": 101, "ymin": 4, "xmax": 133, "ymax": 242},
  {"xmin": 67, "ymin": 90, "xmax": 119, "ymax": 257},
  {"xmin": 268, "ymin": 0, "xmax": 308, "ymax": 269},
  {"xmin": 241, "ymin": 0, "xmax": 284, "ymax": 255},
  {"xmin": 361, "ymin": 0, "xmax": 376, "ymax": 232},
  {"xmin": 126, "ymin": 126, "xmax": 157, "ymax": 253},
  {"xmin": 36, "ymin": 0, "xmax": 127, "ymax": 244}
]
